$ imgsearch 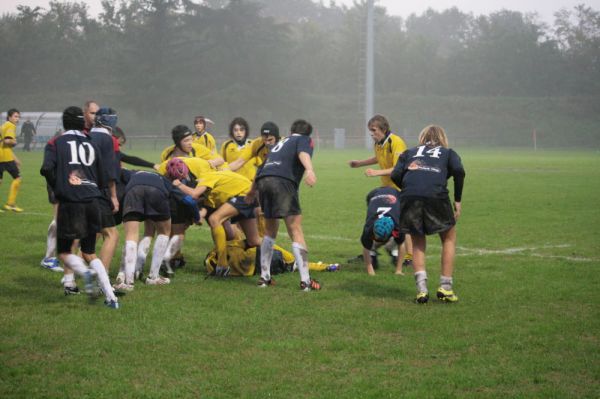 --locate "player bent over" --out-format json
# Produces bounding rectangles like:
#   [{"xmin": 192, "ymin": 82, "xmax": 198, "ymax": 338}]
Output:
[
  {"xmin": 250, "ymin": 120, "xmax": 321, "ymax": 291},
  {"xmin": 170, "ymin": 159, "xmax": 261, "ymax": 277},
  {"xmin": 360, "ymin": 187, "xmax": 405, "ymax": 276},
  {"xmin": 40, "ymin": 106, "xmax": 119, "ymax": 309},
  {"xmin": 115, "ymin": 169, "xmax": 200, "ymax": 289},
  {"xmin": 391, "ymin": 124, "xmax": 465, "ymax": 304}
]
